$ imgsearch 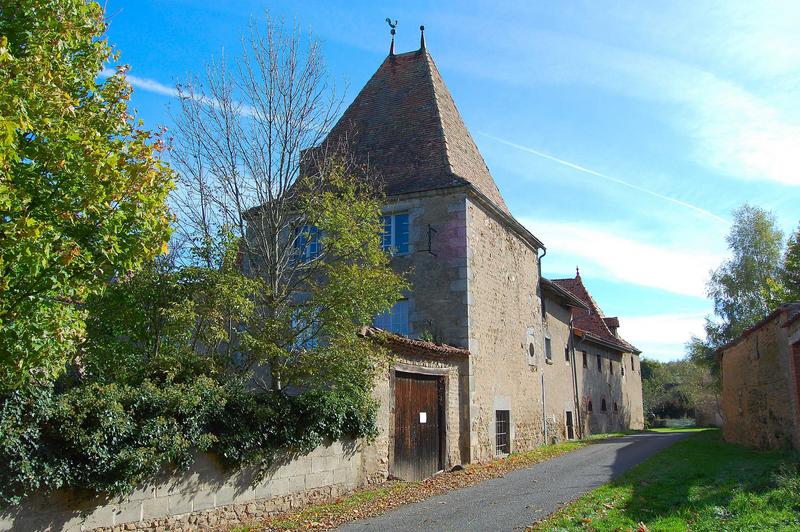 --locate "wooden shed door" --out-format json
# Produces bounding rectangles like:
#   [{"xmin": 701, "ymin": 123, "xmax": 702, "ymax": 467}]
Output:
[{"xmin": 393, "ymin": 372, "xmax": 443, "ymax": 481}]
